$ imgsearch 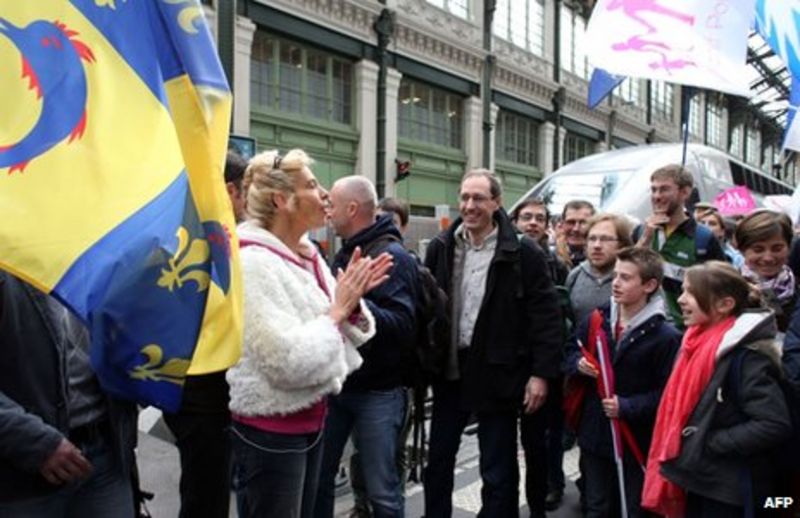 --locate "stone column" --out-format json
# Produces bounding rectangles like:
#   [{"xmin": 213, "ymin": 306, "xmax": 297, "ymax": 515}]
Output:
[
  {"xmin": 354, "ymin": 60, "xmax": 379, "ymax": 184},
  {"xmin": 540, "ymin": 122, "xmax": 556, "ymax": 176},
  {"xmin": 489, "ymin": 103, "xmax": 500, "ymax": 172},
  {"xmin": 557, "ymin": 126, "xmax": 567, "ymax": 169},
  {"xmin": 594, "ymin": 140, "xmax": 608, "ymax": 154},
  {"xmin": 231, "ymin": 16, "xmax": 256, "ymax": 136},
  {"xmin": 383, "ymin": 68, "xmax": 403, "ymax": 197},
  {"xmin": 464, "ymin": 96, "xmax": 484, "ymax": 171}
]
